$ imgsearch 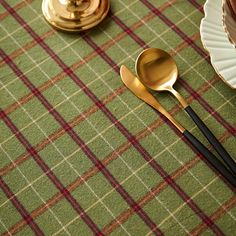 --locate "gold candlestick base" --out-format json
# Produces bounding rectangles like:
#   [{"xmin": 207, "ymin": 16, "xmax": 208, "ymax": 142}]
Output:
[{"xmin": 42, "ymin": 0, "xmax": 110, "ymax": 32}]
